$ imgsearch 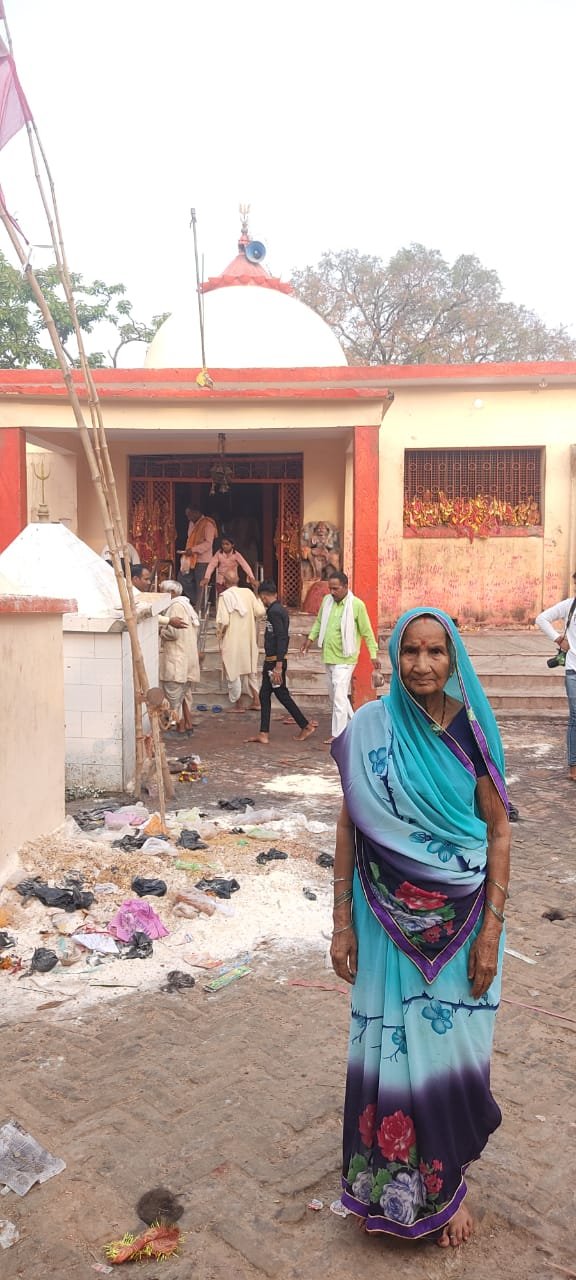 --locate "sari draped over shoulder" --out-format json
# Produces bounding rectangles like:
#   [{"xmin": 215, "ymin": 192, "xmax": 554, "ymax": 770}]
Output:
[{"xmin": 331, "ymin": 607, "xmax": 508, "ymax": 1239}]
